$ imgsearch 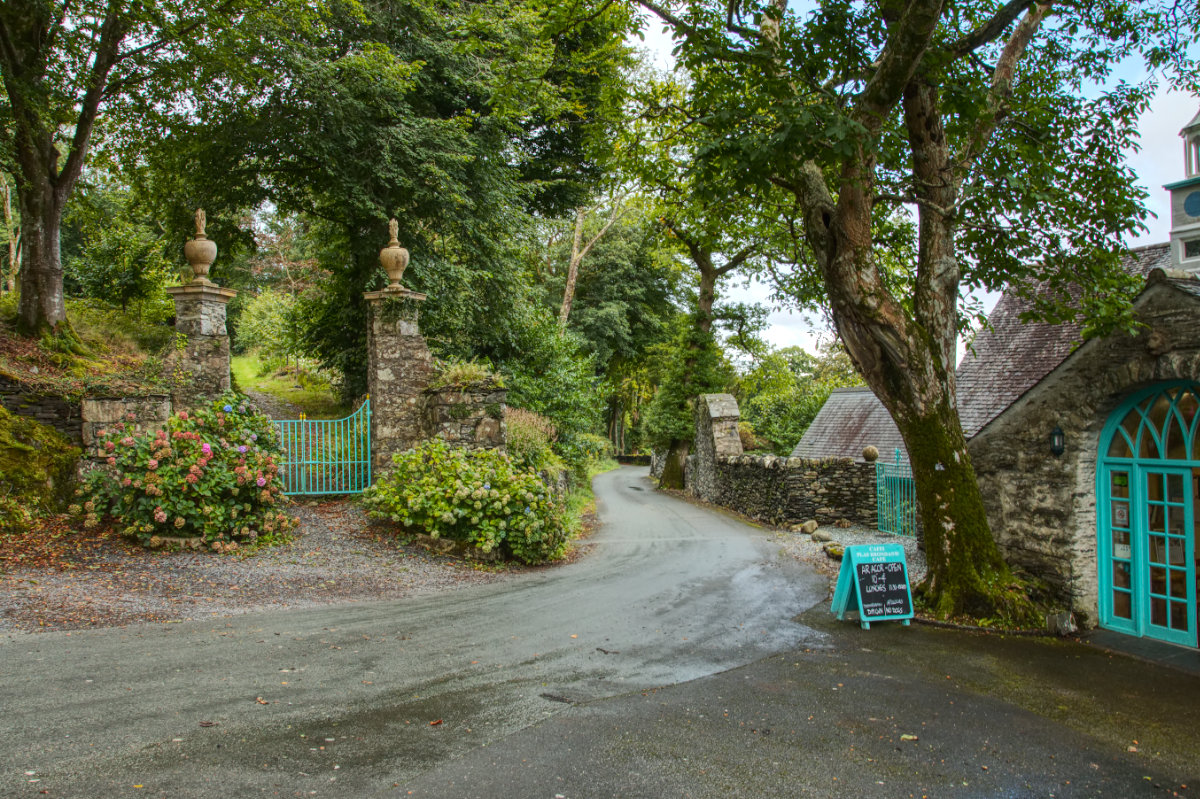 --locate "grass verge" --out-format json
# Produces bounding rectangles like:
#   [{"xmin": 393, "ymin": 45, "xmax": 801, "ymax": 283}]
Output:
[{"xmin": 231, "ymin": 353, "xmax": 348, "ymax": 419}]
